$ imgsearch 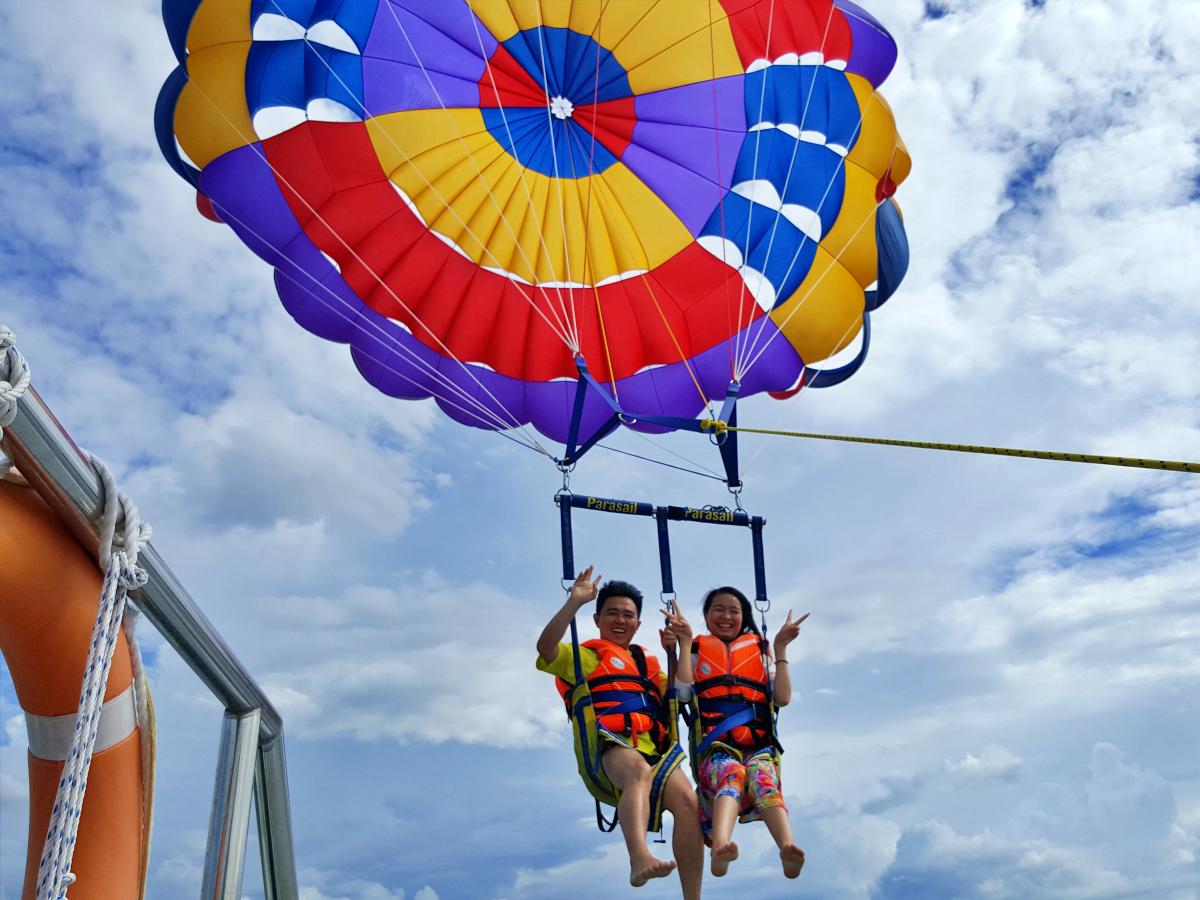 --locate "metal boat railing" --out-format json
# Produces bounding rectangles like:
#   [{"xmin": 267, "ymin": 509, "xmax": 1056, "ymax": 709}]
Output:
[{"xmin": 3, "ymin": 385, "xmax": 298, "ymax": 900}]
